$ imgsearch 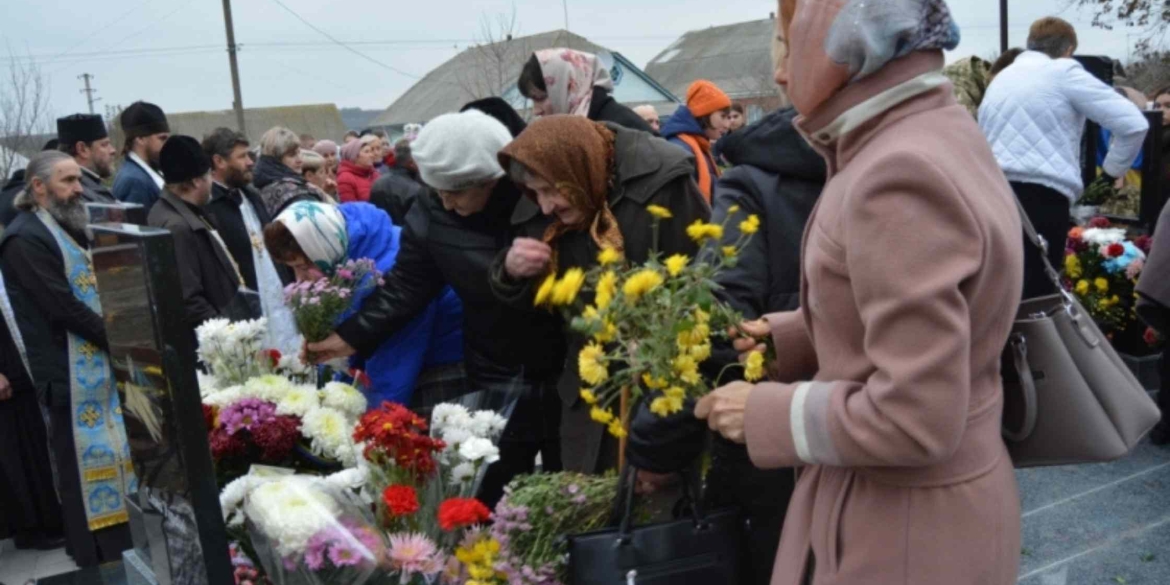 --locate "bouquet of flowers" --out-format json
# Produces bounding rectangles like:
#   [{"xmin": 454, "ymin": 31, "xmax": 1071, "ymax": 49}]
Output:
[
  {"xmin": 203, "ymin": 375, "xmax": 367, "ymax": 485},
  {"xmin": 533, "ymin": 206, "xmax": 763, "ymax": 439},
  {"xmin": 238, "ymin": 475, "xmax": 386, "ymax": 585},
  {"xmin": 1063, "ymin": 217, "xmax": 1150, "ymax": 333},
  {"xmin": 488, "ymin": 472, "xmax": 648, "ymax": 585},
  {"xmin": 354, "ymin": 401, "xmax": 507, "ymax": 584},
  {"xmin": 285, "ymin": 258, "xmax": 383, "ymax": 347},
  {"xmin": 197, "ymin": 318, "xmax": 273, "ymax": 386}
]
